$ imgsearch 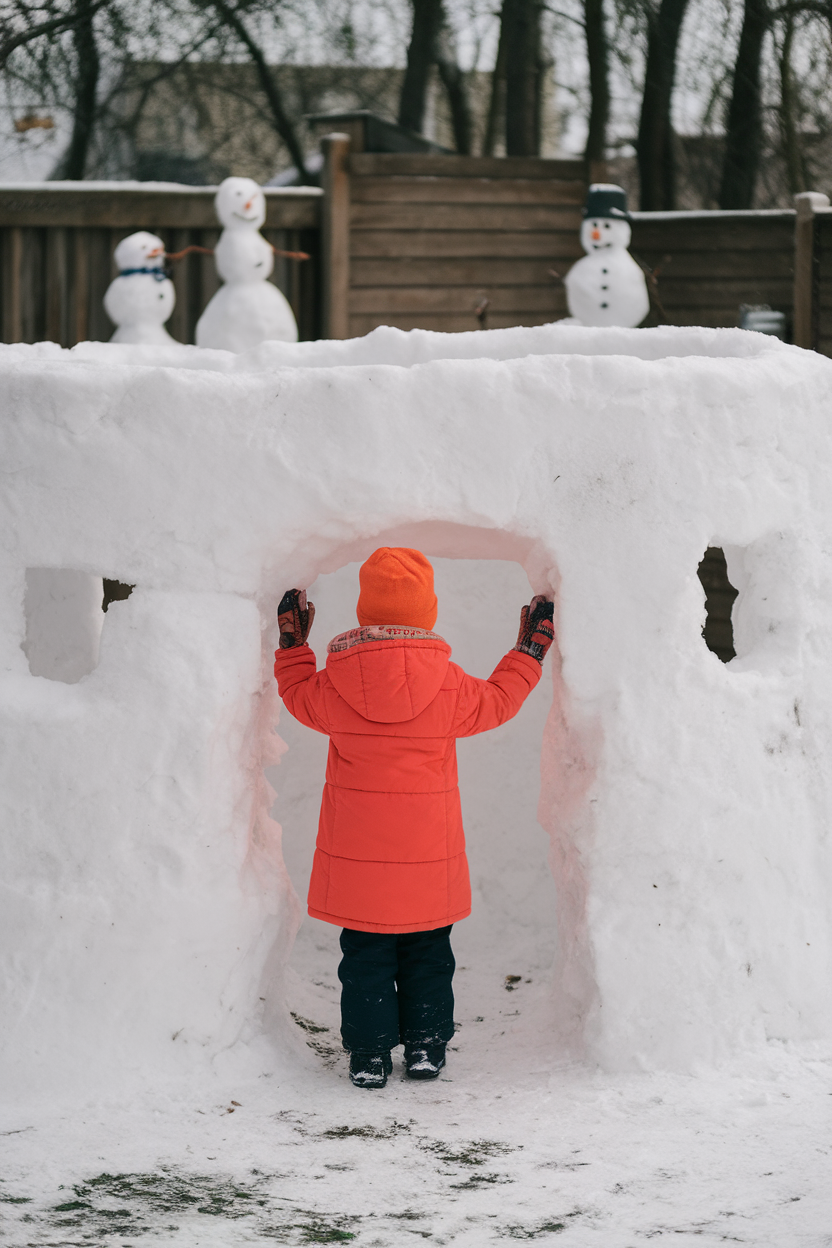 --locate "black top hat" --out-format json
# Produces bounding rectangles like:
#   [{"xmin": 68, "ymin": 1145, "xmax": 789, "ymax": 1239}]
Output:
[{"xmin": 583, "ymin": 183, "xmax": 631, "ymax": 221}]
